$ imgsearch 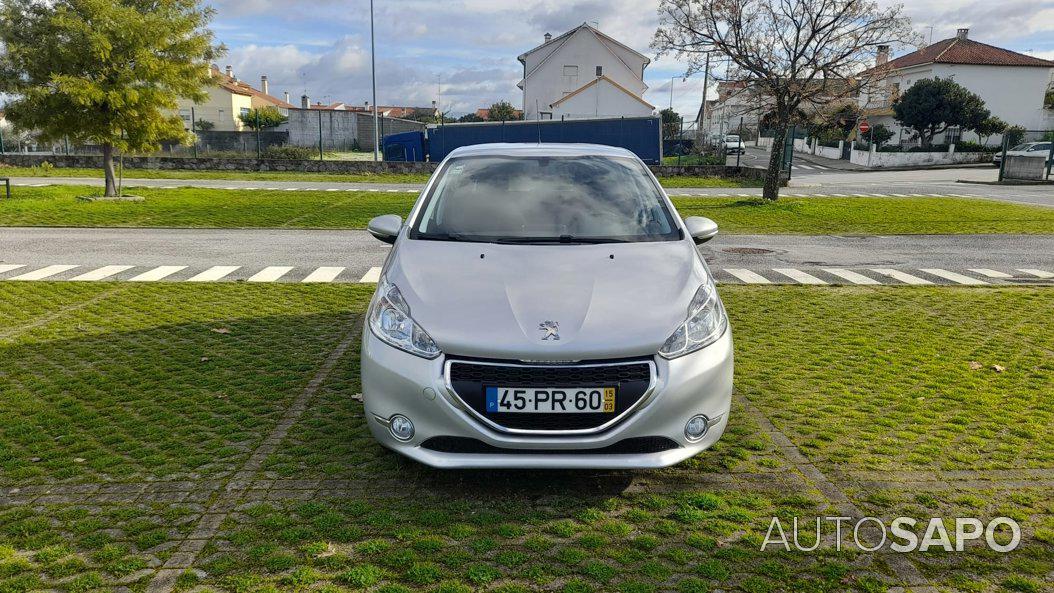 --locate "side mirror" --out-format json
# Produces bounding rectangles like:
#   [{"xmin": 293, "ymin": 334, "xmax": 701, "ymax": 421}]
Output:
[
  {"xmin": 367, "ymin": 214, "xmax": 402, "ymax": 244},
  {"xmin": 684, "ymin": 216, "xmax": 719, "ymax": 244}
]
